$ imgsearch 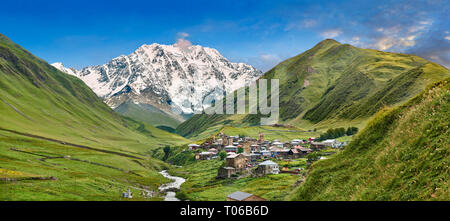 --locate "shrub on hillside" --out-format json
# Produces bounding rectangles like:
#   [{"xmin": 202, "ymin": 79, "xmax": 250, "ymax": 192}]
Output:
[{"xmin": 318, "ymin": 126, "xmax": 358, "ymax": 141}]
